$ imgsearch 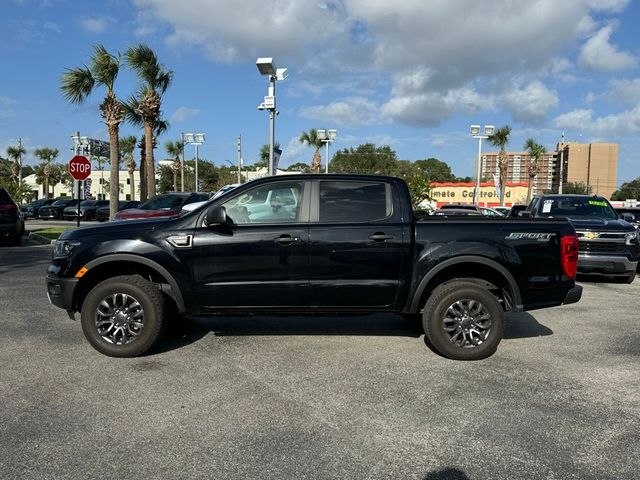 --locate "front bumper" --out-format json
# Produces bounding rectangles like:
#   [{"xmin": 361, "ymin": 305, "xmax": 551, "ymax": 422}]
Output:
[
  {"xmin": 578, "ymin": 254, "xmax": 638, "ymax": 276},
  {"xmin": 46, "ymin": 275, "xmax": 79, "ymax": 312}
]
